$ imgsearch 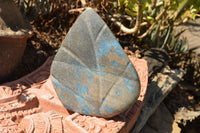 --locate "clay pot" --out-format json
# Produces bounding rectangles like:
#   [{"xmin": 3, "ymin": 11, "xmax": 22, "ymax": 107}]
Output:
[{"xmin": 0, "ymin": 0, "xmax": 32, "ymax": 81}]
